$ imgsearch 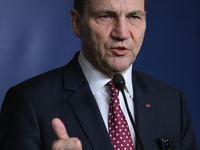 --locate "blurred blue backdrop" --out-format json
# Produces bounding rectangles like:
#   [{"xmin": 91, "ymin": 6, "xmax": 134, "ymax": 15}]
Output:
[{"xmin": 0, "ymin": 0, "xmax": 199, "ymax": 148}]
